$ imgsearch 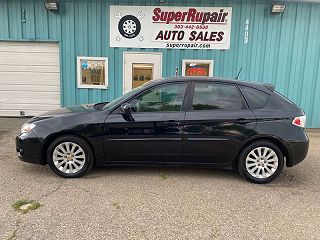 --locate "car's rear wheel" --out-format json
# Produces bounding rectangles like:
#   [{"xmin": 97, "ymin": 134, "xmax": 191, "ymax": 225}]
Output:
[
  {"xmin": 238, "ymin": 141, "xmax": 284, "ymax": 184},
  {"xmin": 47, "ymin": 135, "xmax": 94, "ymax": 178}
]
